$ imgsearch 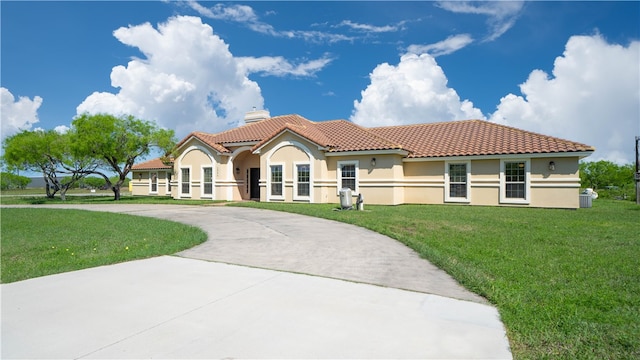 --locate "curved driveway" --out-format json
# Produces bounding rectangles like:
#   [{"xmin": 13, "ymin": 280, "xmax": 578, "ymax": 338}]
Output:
[{"xmin": 2, "ymin": 204, "xmax": 511, "ymax": 359}]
